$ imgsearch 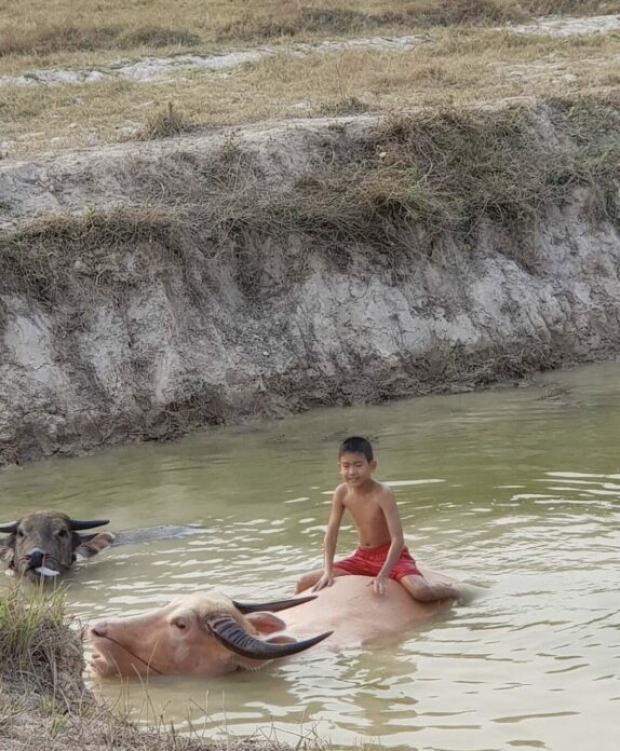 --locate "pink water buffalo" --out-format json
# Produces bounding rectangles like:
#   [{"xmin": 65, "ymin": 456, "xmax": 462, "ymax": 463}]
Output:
[{"xmin": 88, "ymin": 570, "xmax": 475, "ymax": 679}]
